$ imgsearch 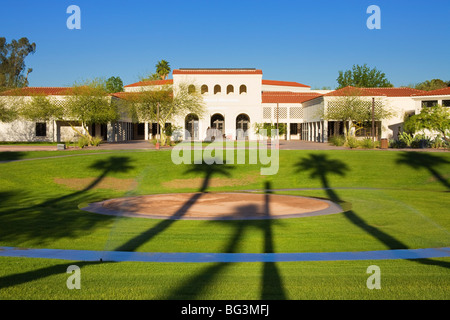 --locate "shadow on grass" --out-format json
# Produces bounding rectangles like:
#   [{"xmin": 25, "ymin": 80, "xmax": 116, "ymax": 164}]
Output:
[
  {"xmin": 296, "ymin": 153, "xmax": 450, "ymax": 269},
  {"xmin": 0, "ymin": 151, "xmax": 26, "ymax": 162},
  {"xmin": 114, "ymin": 160, "xmax": 235, "ymax": 252},
  {"xmin": 0, "ymin": 260, "xmax": 109, "ymax": 290},
  {"xmin": 0, "ymin": 156, "xmax": 134, "ymax": 245},
  {"xmin": 165, "ymin": 181, "xmax": 287, "ymax": 300},
  {"xmin": 396, "ymin": 151, "xmax": 450, "ymax": 191}
]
